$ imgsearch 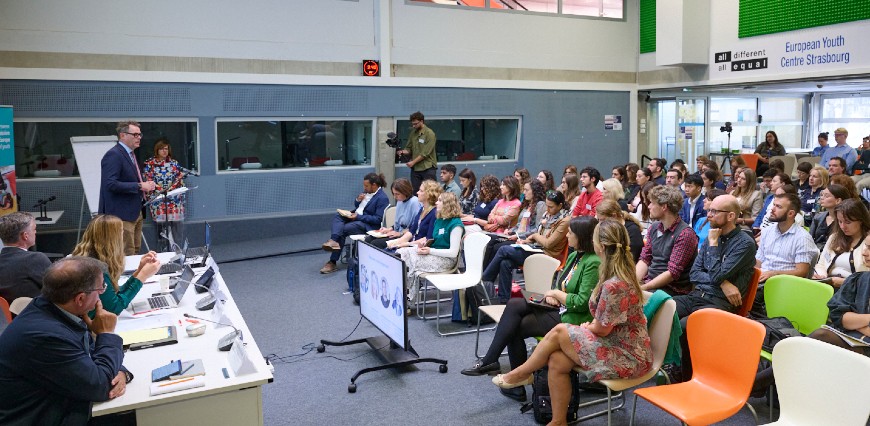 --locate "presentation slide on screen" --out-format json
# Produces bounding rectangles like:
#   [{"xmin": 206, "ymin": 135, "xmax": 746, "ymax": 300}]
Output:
[{"xmin": 358, "ymin": 243, "xmax": 406, "ymax": 347}]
